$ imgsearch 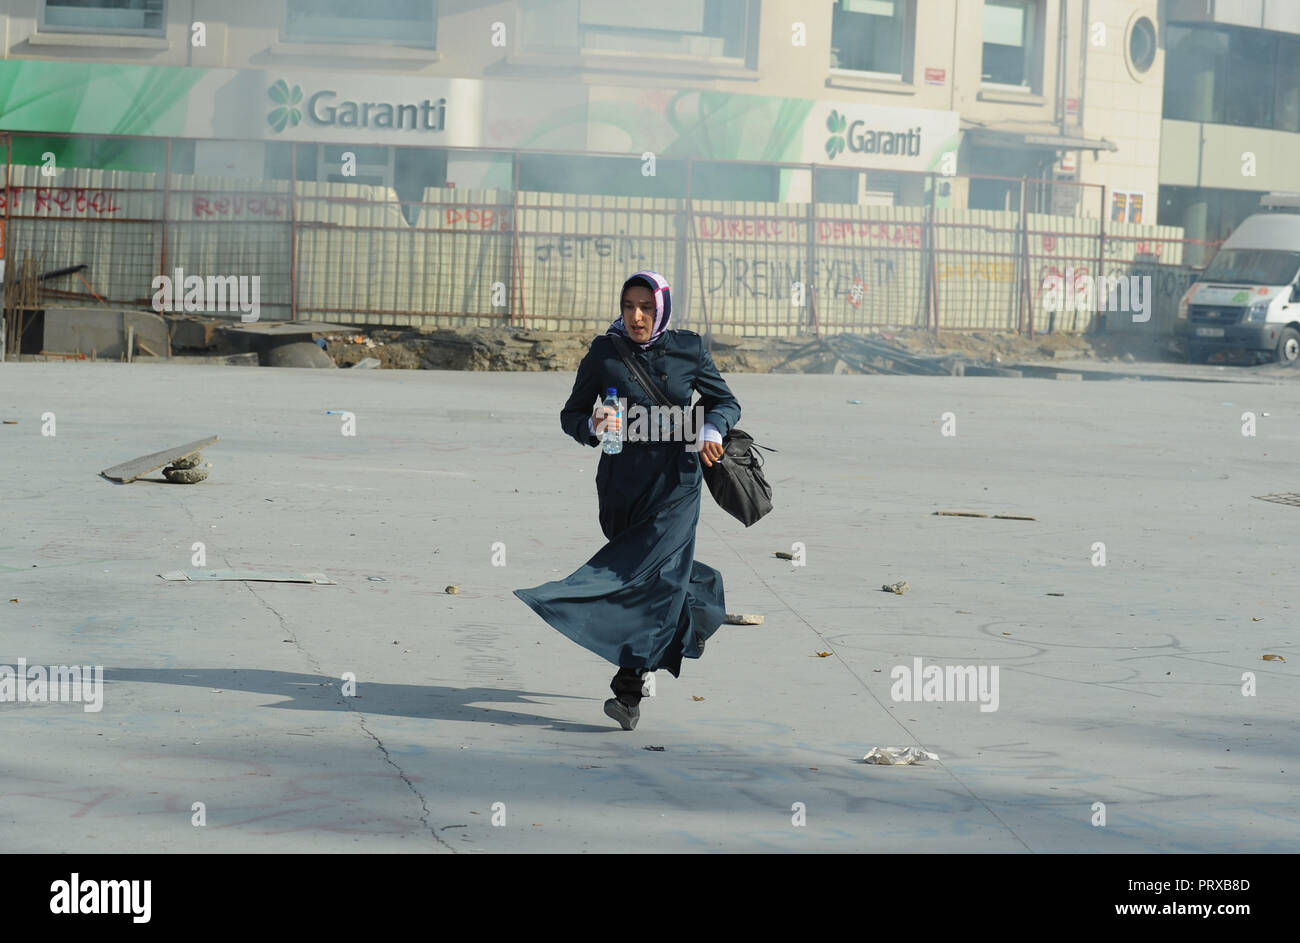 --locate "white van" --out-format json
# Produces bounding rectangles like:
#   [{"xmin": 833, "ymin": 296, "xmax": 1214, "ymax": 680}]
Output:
[{"xmin": 1176, "ymin": 193, "xmax": 1300, "ymax": 364}]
